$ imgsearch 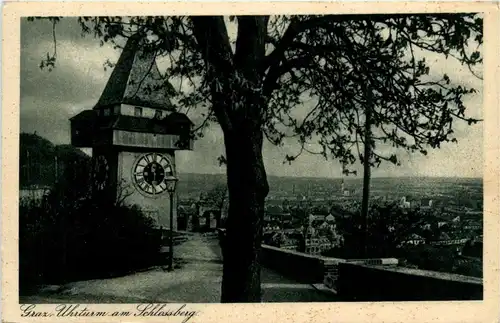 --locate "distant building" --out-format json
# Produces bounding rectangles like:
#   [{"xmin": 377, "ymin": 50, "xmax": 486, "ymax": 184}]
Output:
[
  {"xmin": 464, "ymin": 220, "xmax": 482, "ymax": 230},
  {"xmin": 305, "ymin": 237, "xmax": 333, "ymax": 255},
  {"xmin": 20, "ymin": 186, "xmax": 51, "ymax": 201},
  {"xmin": 422, "ymin": 198, "xmax": 433, "ymax": 208},
  {"xmin": 431, "ymin": 232, "xmax": 469, "ymax": 246},
  {"xmin": 437, "ymin": 221, "xmax": 448, "ymax": 228},
  {"xmin": 400, "ymin": 196, "xmax": 411, "ymax": 208},
  {"xmin": 402, "ymin": 233, "xmax": 425, "ymax": 245},
  {"xmin": 432, "ymin": 238, "xmax": 469, "ymax": 246},
  {"xmin": 308, "ymin": 214, "xmax": 326, "ymax": 224},
  {"xmin": 305, "ymin": 224, "xmax": 316, "ymax": 237},
  {"xmin": 340, "ymin": 178, "xmax": 355, "ymax": 197}
]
